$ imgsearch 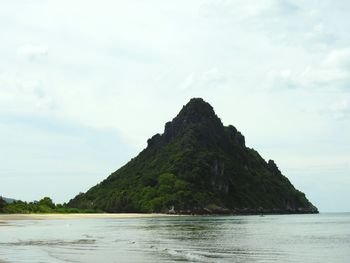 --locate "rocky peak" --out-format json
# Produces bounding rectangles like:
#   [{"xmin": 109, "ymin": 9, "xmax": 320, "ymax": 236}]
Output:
[
  {"xmin": 163, "ymin": 98, "xmax": 224, "ymax": 142},
  {"xmin": 176, "ymin": 98, "xmax": 220, "ymax": 123}
]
